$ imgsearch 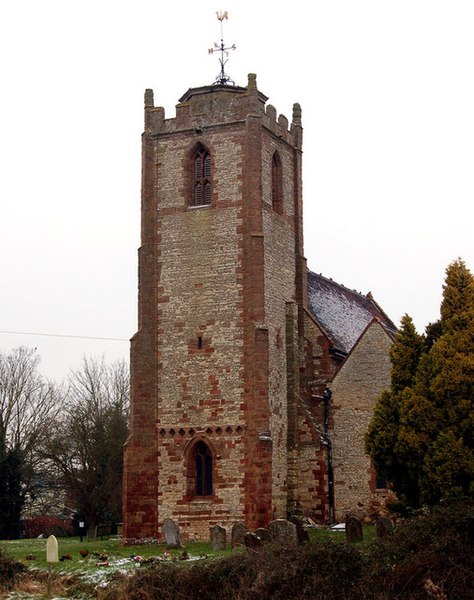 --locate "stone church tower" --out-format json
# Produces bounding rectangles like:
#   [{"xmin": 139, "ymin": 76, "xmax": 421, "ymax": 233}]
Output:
[
  {"xmin": 123, "ymin": 73, "xmax": 397, "ymax": 542},
  {"xmin": 123, "ymin": 74, "xmax": 307, "ymax": 541}
]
